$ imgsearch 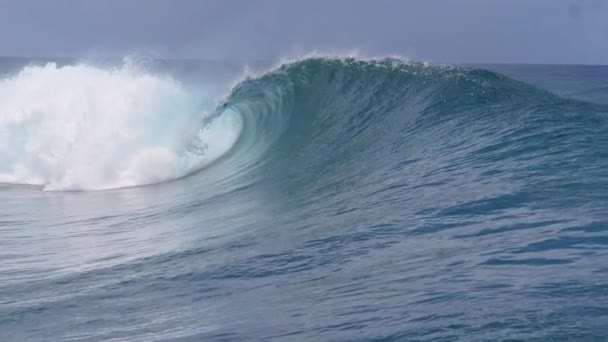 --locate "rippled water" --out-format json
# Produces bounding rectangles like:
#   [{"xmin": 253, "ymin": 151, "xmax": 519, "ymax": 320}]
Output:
[{"xmin": 1, "ymin": 58, "xmax": 607, "ymax": 341}]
